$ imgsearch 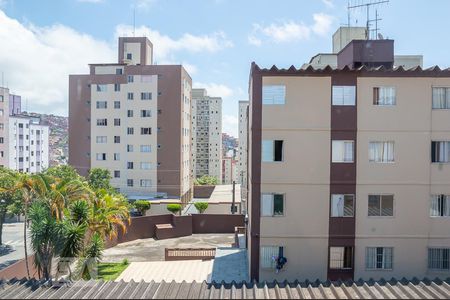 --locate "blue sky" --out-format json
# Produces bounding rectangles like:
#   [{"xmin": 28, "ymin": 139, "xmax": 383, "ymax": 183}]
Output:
[{"xmin": 1, "ymin": 0, "xmax": 450, "ymax": 136}]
